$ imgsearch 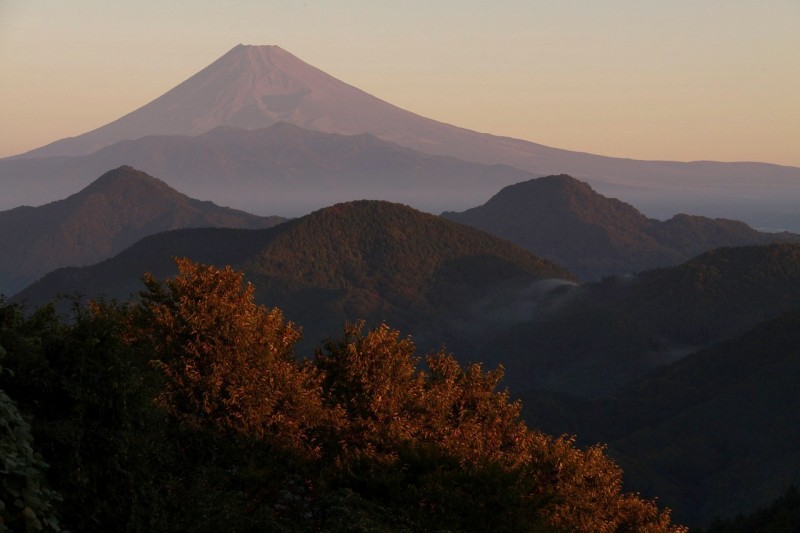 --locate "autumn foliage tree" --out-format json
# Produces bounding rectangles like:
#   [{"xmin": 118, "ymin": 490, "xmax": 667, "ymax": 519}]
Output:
[
  {"xmin": 125, "ymin": 258, "xmax": 685, "ymax": 531},
  {"xmin": 136, "ymin": 257, "xmax": 331, "ymax": 457},
  {"xmin": 315, "ymin": 320, "xmax": 683, "ymax": 532},
  {"xmin": 316, "ymin": 322, "xmax": 533, "ymax": 466}
]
